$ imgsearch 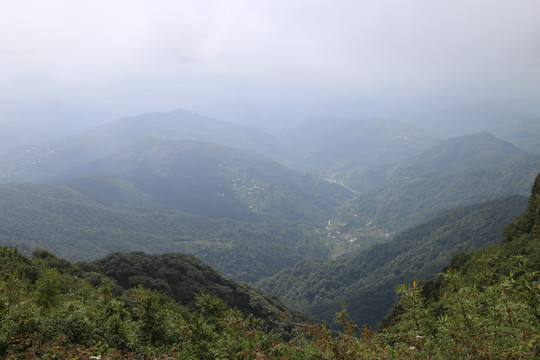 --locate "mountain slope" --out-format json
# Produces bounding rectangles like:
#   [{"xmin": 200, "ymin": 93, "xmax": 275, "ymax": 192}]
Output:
[
  {"xmin": 258, "ymin": 195, "xmax": 528, "ymax": 328},
  {"xmin": 0, "ymin": 109, "xmax": 283, "ymax": 183},
  {"xmin": 340, "ymin": 133, "xmax": 540, "ymax": 238},
  {"xmin": 276, "ymin": 116, "xmax": 435, "ymax": 193},
  {"xmin": 66, "ymin": 136, "xmax": 352, "ymax": 222},
  {"xmin": 409, "ymin": 101, "xmax": 540, "ymax": 153},
  {"xmin": 0, "ymin": 182, "xmax": 328, "ymax": 283},
  {"xmin": 88, "ymin": 251, "xmax": 317, "ymax": 330},
  {"xmin": 379, "ymin": 172, "xmax": 540, "ymax": 358},
  {"xmin": 0, "ymin": 246, "xmax": 317, "ymax": 356},
  {"xmin": 278, "ymin": 116, "xmax": 434, "ymax": 171},
  {"xmin": 0, "ymin": 99, "xmax": 117, "ymax": 155}
]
